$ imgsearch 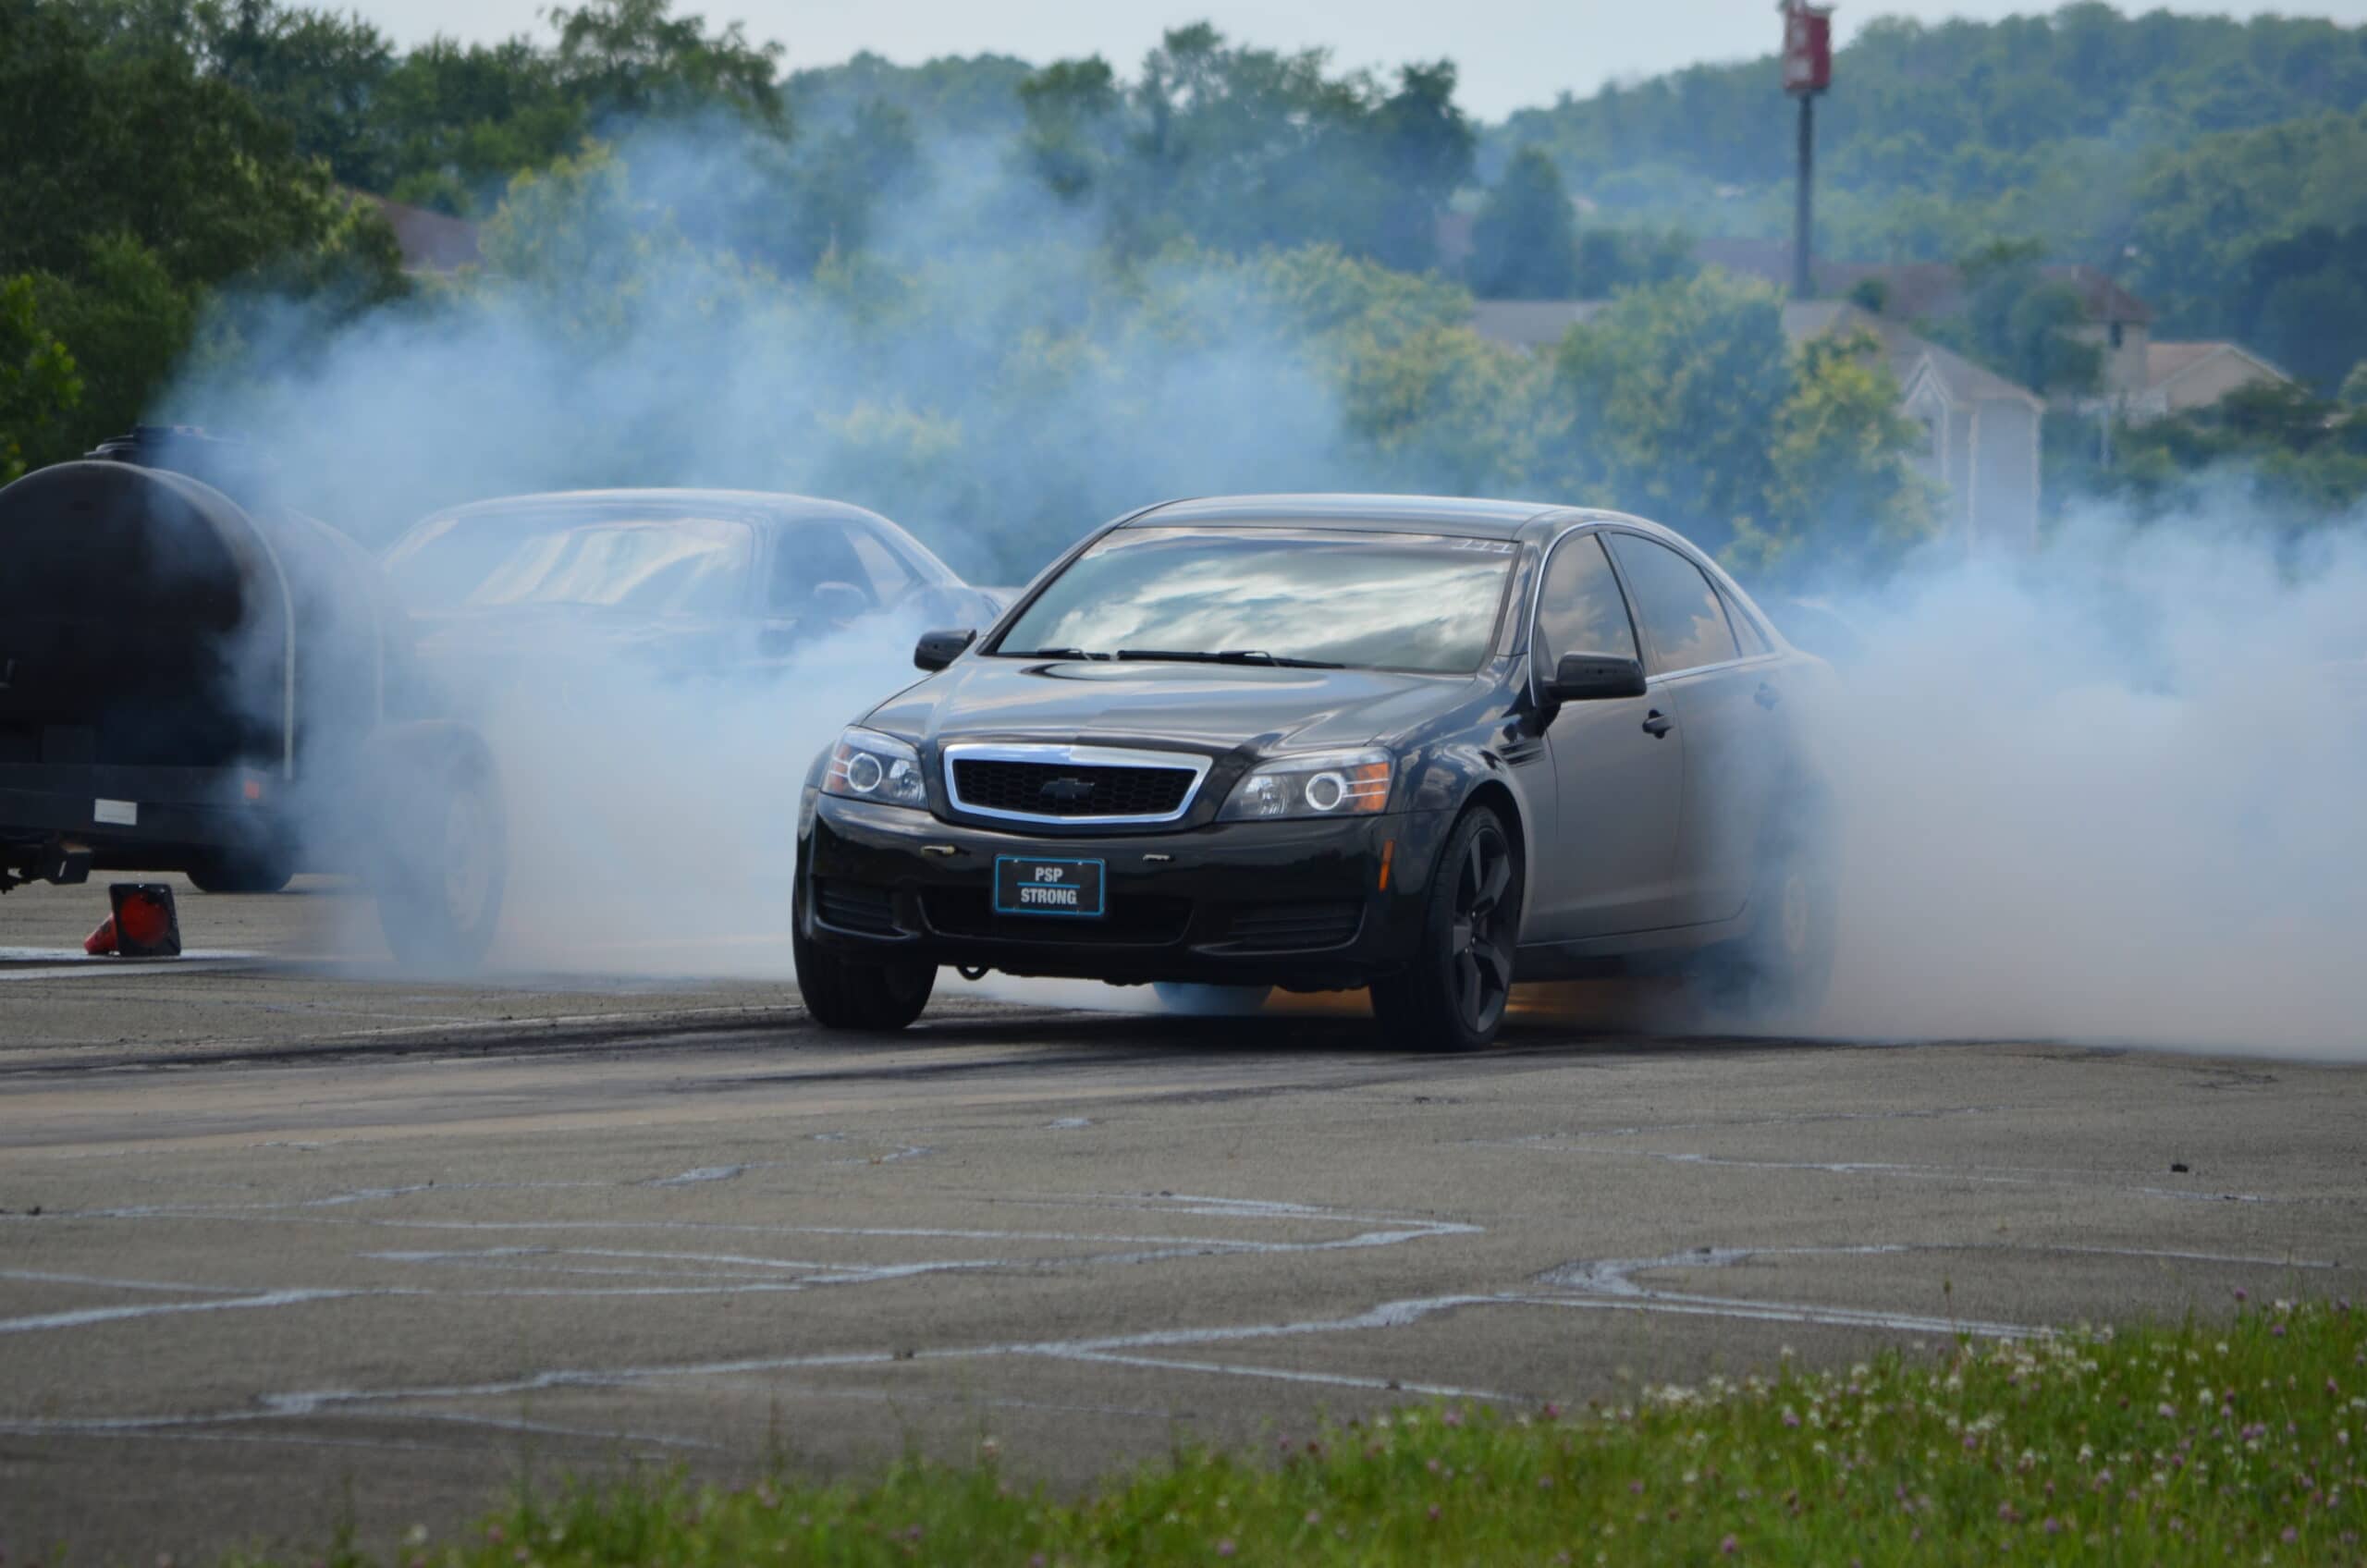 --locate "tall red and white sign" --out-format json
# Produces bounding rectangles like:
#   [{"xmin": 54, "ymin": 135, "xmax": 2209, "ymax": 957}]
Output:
[{"xmin": 1782, "ymin": 1, "xmax": 1834, "ymax": 95}]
